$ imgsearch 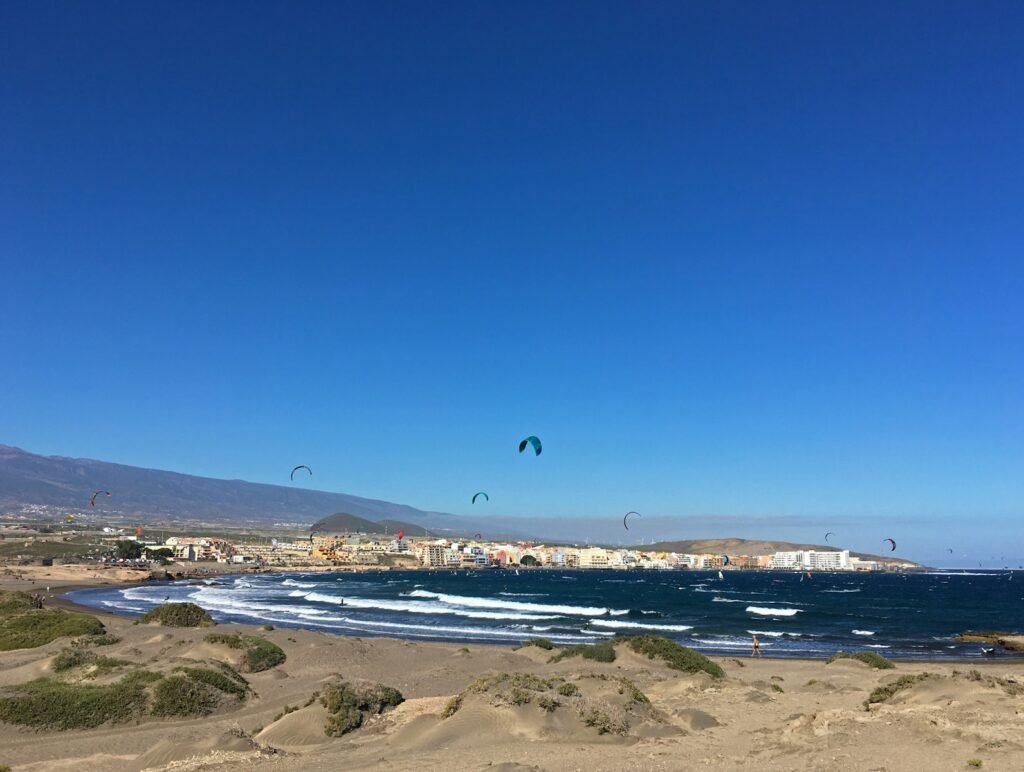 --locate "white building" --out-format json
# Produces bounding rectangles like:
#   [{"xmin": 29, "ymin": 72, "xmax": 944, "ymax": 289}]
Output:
[{"xmin": 769, "ymin": 550, "xmax": 850, "ymax": 571}]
